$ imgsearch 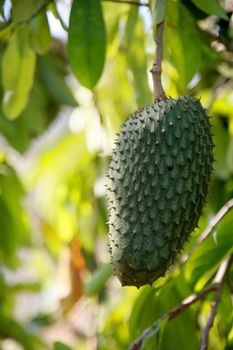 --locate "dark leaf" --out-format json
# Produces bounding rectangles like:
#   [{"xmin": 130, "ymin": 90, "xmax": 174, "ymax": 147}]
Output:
[
  {"xmin": 68, "ymin": 0, "xmax": 106, "ymax": 88},
  {"xmin": 11, "ymin": 0, "xmax": 48, "ymax": 23},
  {"xmin": 191, "ymin": 0, "xmax": 228, "ymax": 19},
  {"xmin": 38, "ymin": 54, "xmax": 78, "ymax": 107}
]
